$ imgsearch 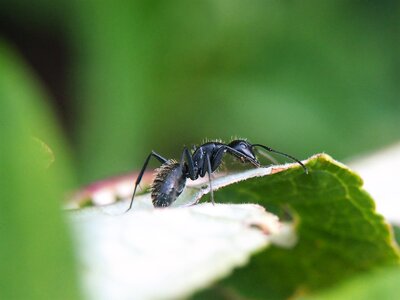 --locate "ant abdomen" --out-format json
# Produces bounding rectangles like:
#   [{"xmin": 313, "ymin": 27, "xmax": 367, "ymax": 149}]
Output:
[{"xmin": 151, "ymin": 160, "xmax": 187, "ymax": 207}]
